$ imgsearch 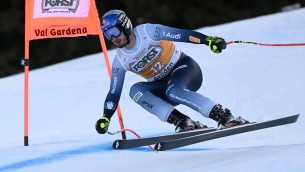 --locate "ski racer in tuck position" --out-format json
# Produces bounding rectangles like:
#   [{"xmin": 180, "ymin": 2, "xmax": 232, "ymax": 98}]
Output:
[{"xmin": 96, "ymin": 10, "xmax": 249, "ymax": 134}]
